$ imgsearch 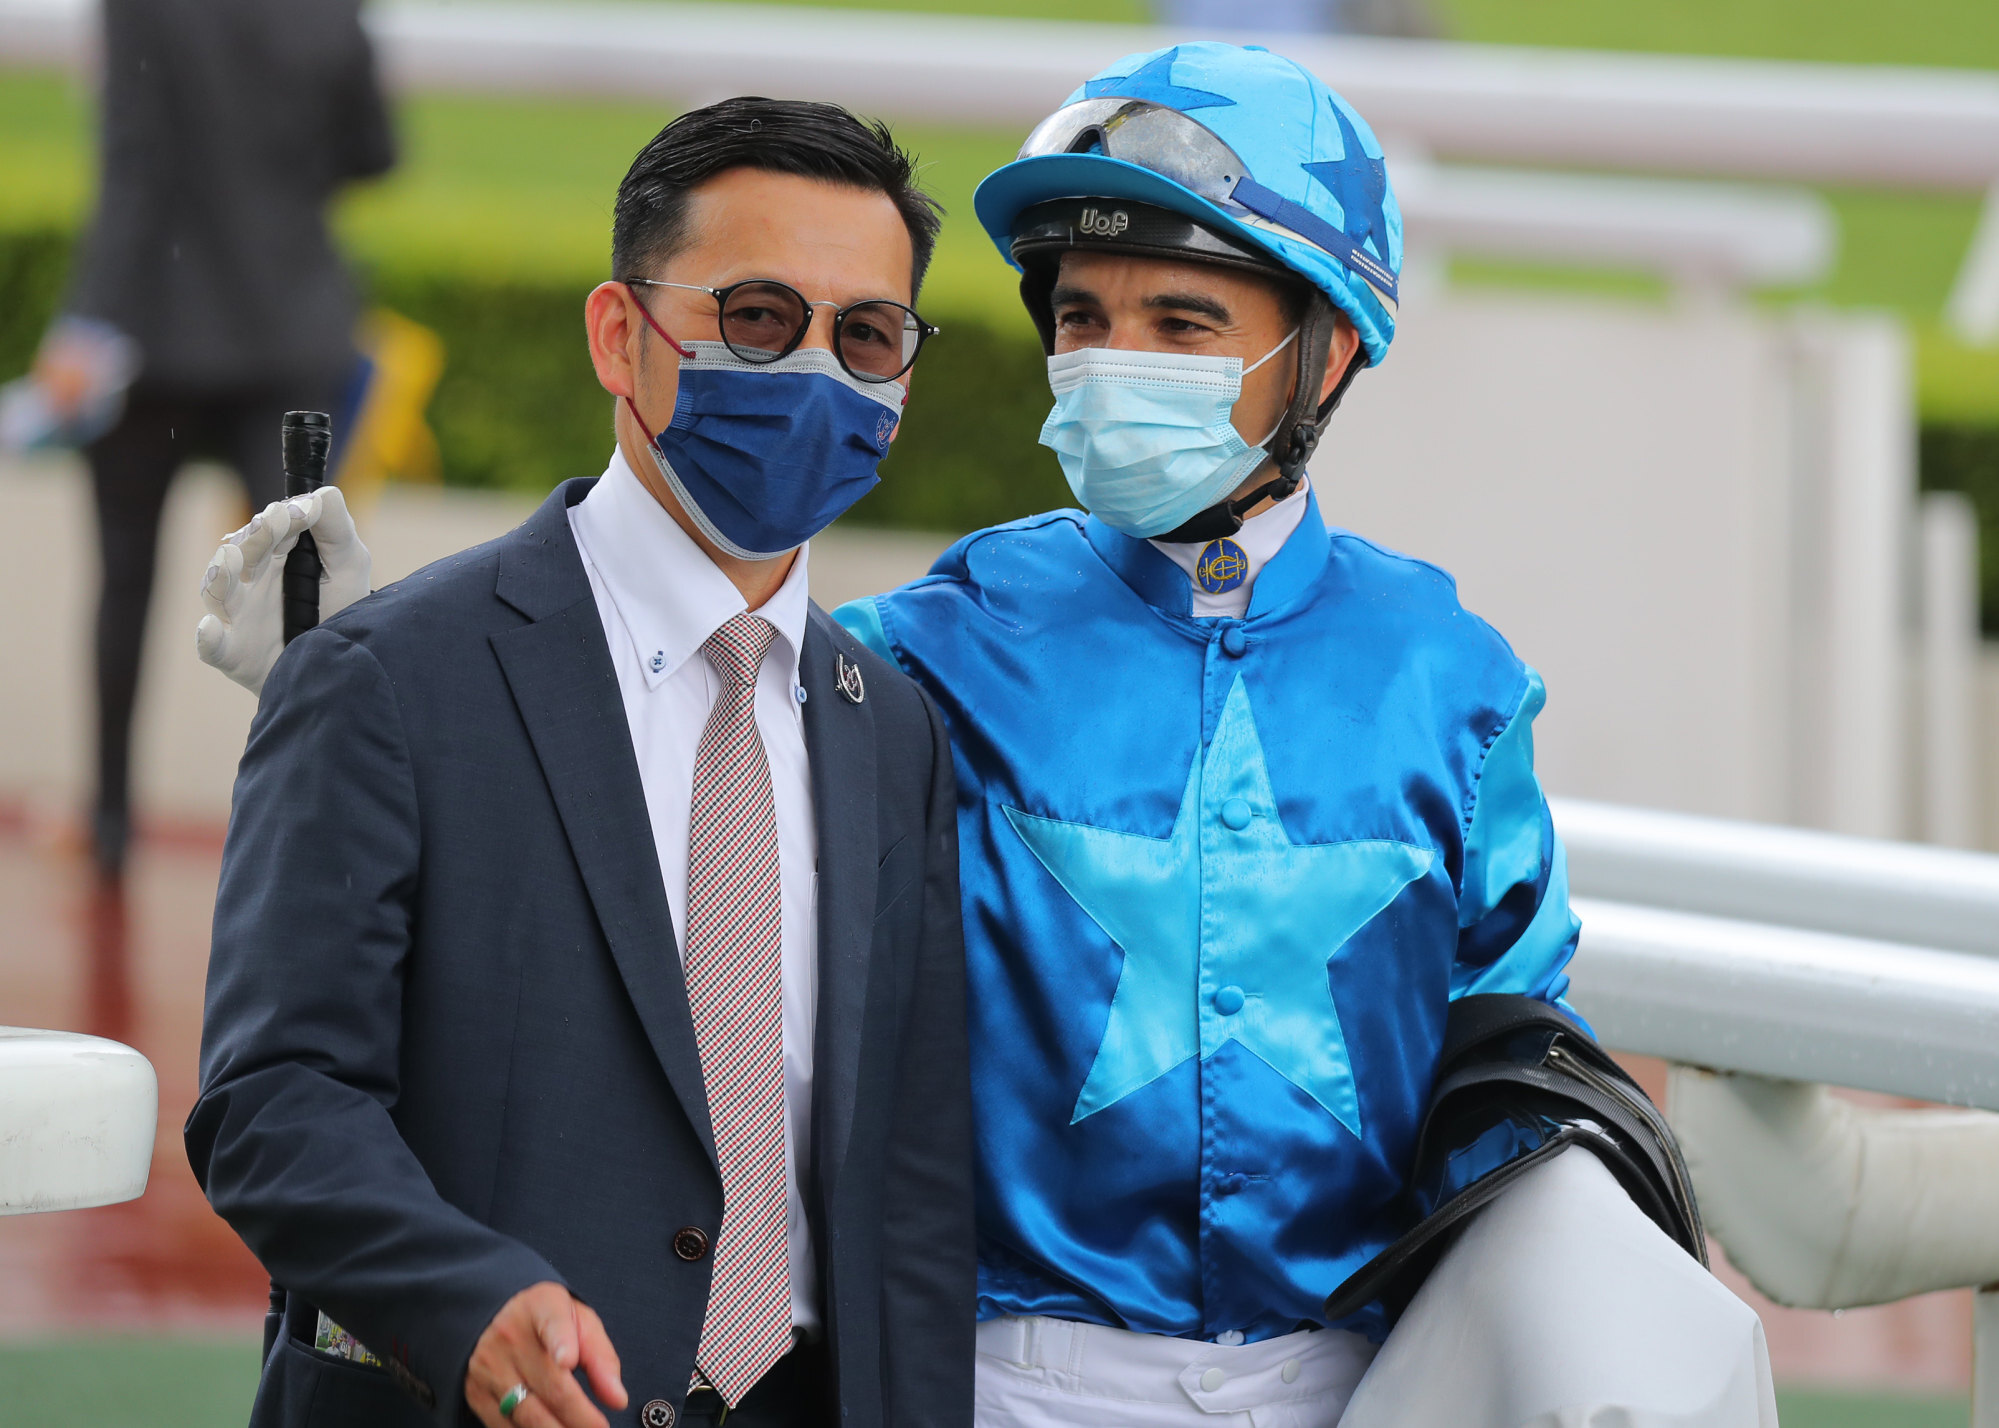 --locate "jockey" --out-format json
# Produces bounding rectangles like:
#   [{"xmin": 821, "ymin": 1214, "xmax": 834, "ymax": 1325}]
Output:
[{"xmin": 834, "ymin": 41, "xmax": 1773, "ymax": 1428}]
